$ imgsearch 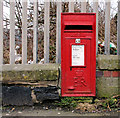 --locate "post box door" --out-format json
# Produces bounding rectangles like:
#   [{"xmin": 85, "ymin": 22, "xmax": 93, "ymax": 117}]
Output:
[
  {"xmin": 61, "ymin": 13, "xmax": 96, "ymax": 97},
  {"xmin": 61, "ymin": 37, "xmax": 94, "ymax": 96}
]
